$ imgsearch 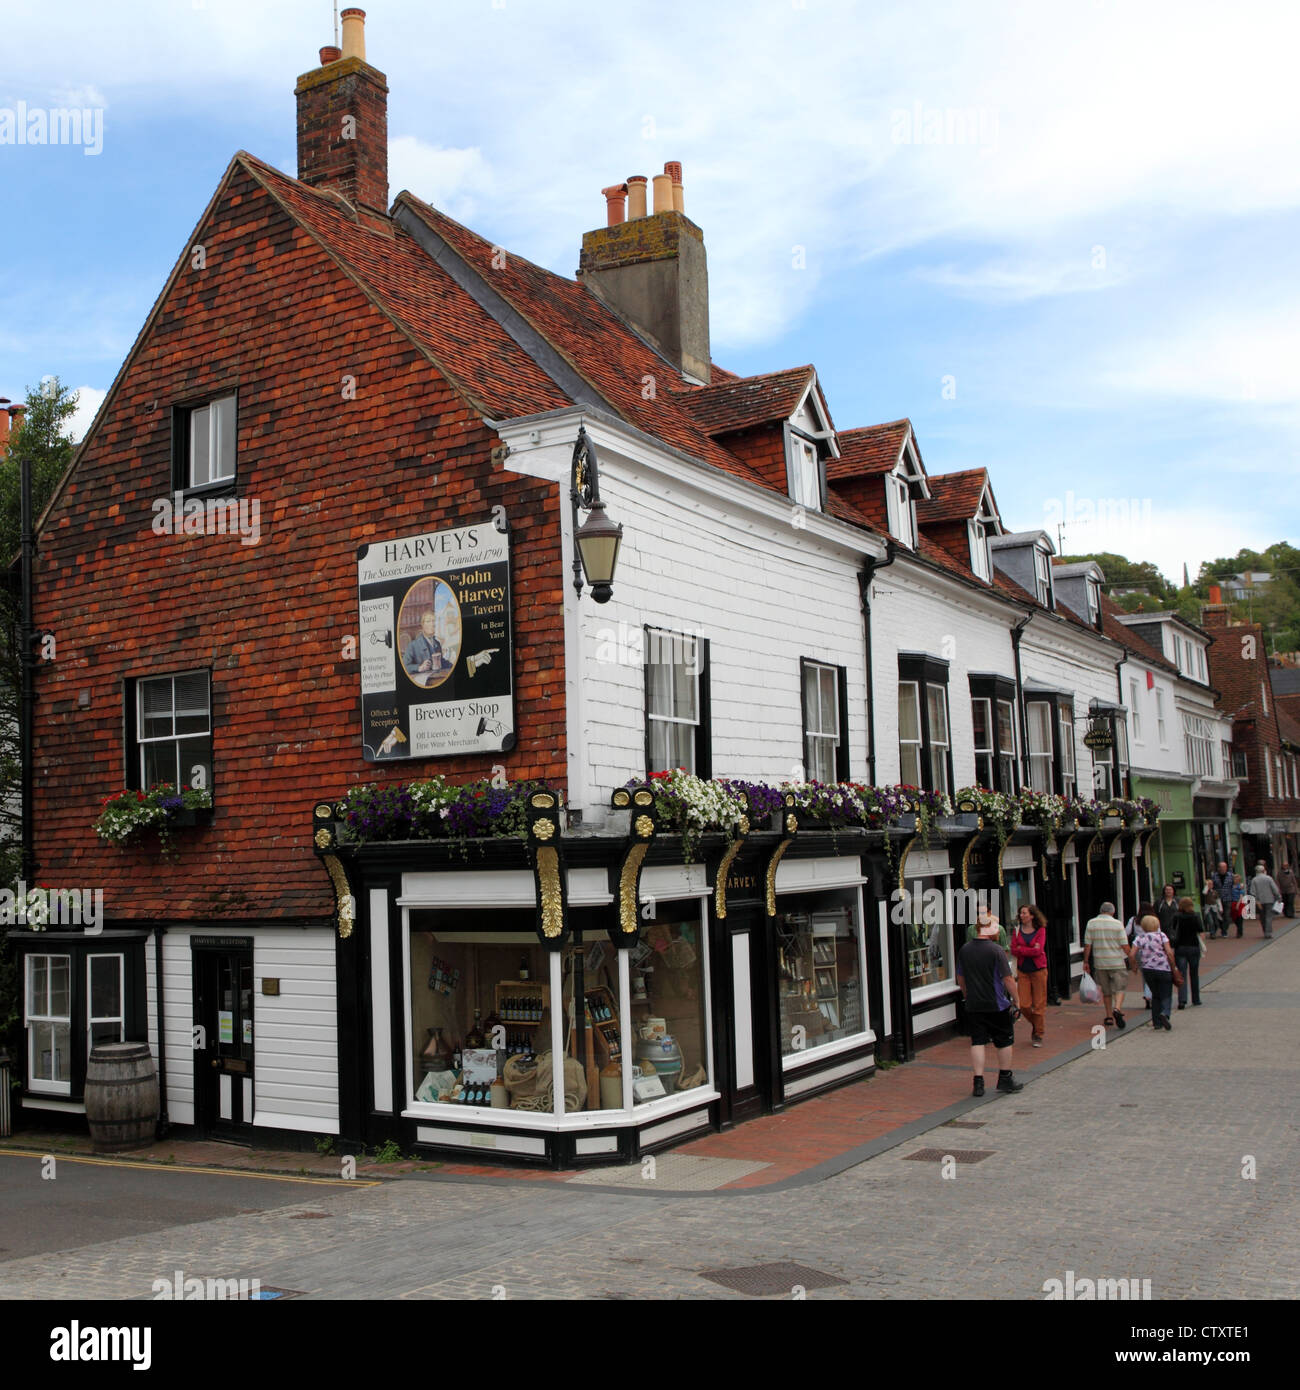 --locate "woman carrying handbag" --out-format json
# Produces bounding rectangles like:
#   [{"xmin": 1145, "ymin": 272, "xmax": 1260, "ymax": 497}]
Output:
[
  {"xmin": 1171, "ymin": 895, "xmax": 1204, "ymax": 1009},
  {"xmin": 1132, "ymin": 914, "xmax": 1178, "ymax": 1031}
]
